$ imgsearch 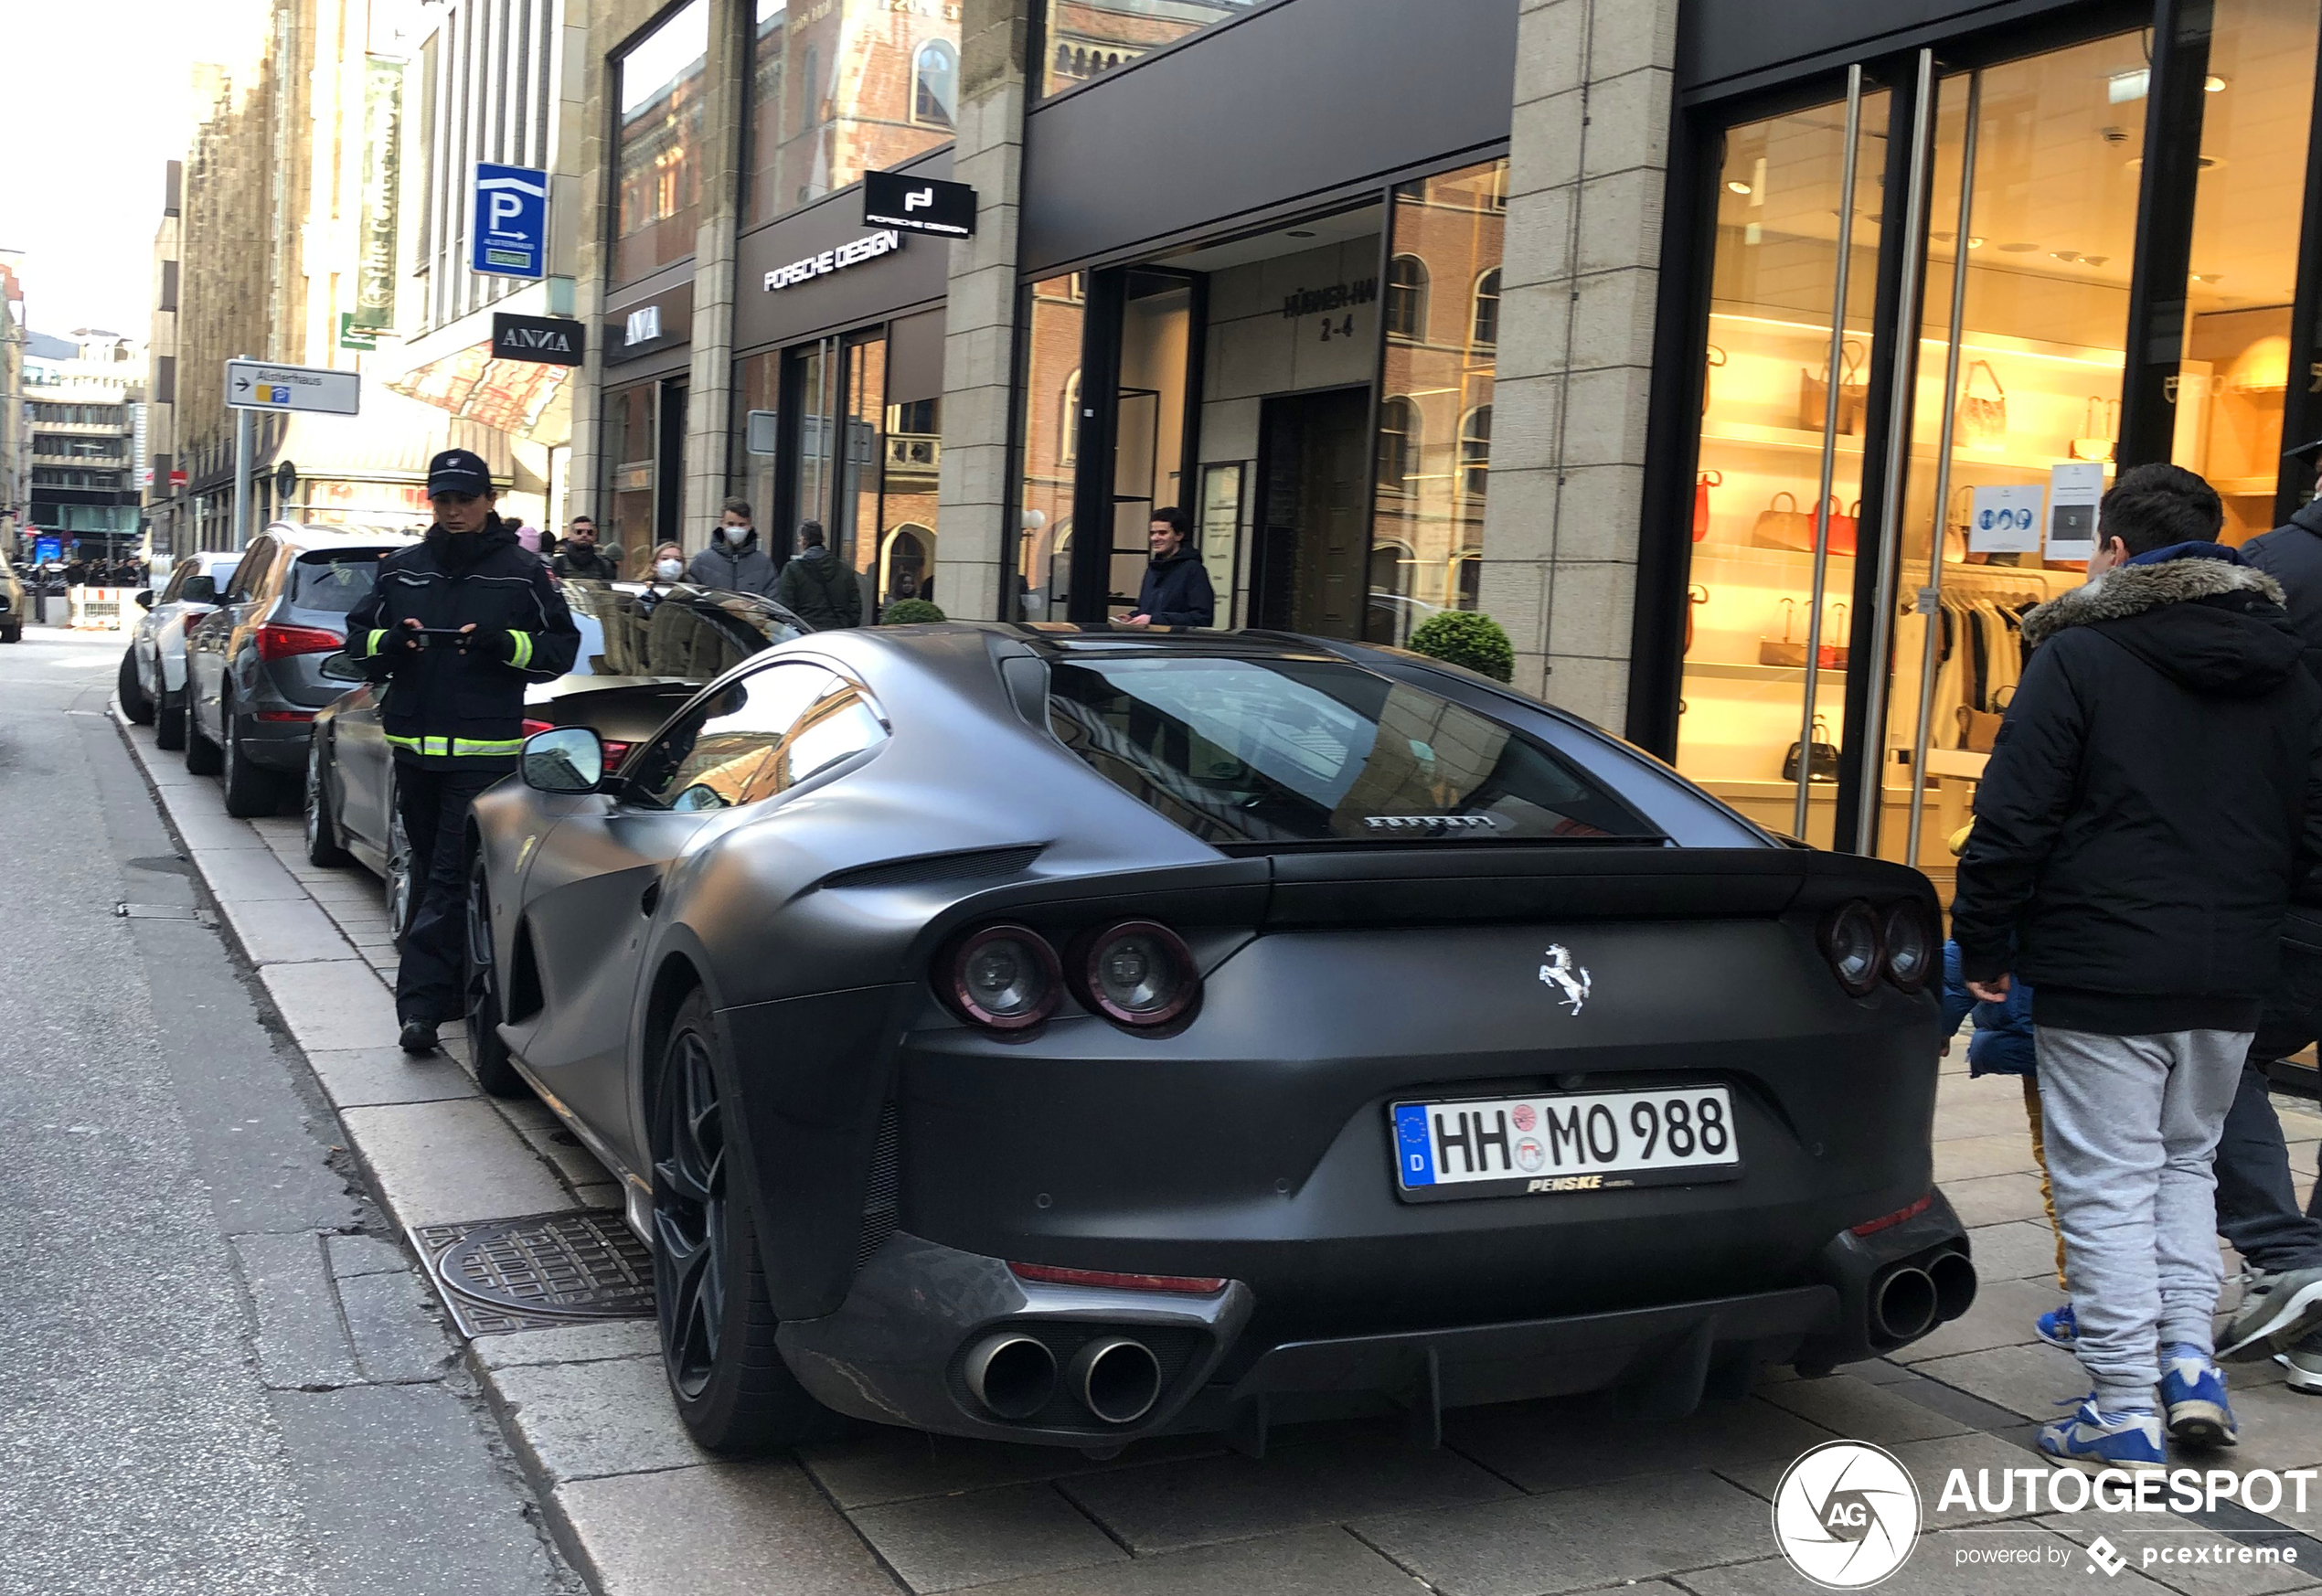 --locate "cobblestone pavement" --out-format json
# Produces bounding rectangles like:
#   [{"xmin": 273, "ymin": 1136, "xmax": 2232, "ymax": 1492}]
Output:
[{"xmin": 113, "ymin": 689, "xmax": 2322, "ymax": 1596}]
